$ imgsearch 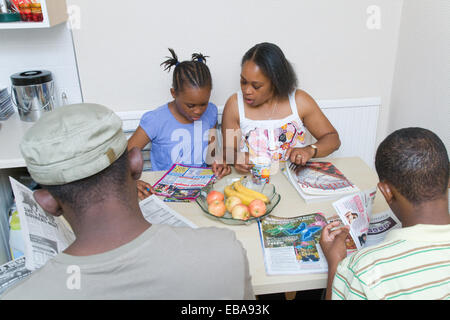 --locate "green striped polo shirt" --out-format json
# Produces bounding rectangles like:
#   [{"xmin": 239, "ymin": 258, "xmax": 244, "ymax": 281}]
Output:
[{"xmin": 332, "ymin": 224, "xmax": 450, "ymax": 300}]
